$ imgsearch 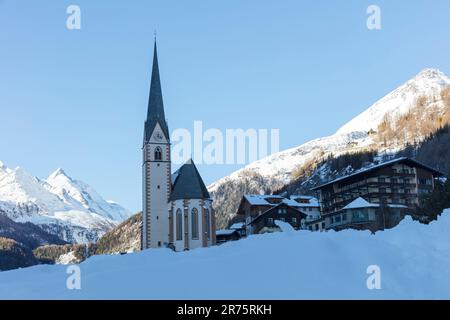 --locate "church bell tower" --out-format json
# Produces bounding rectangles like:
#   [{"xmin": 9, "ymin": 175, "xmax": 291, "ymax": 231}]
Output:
[{"xmin": 142, "ymin": 41, "xmax": 171, "ymax": 249}]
